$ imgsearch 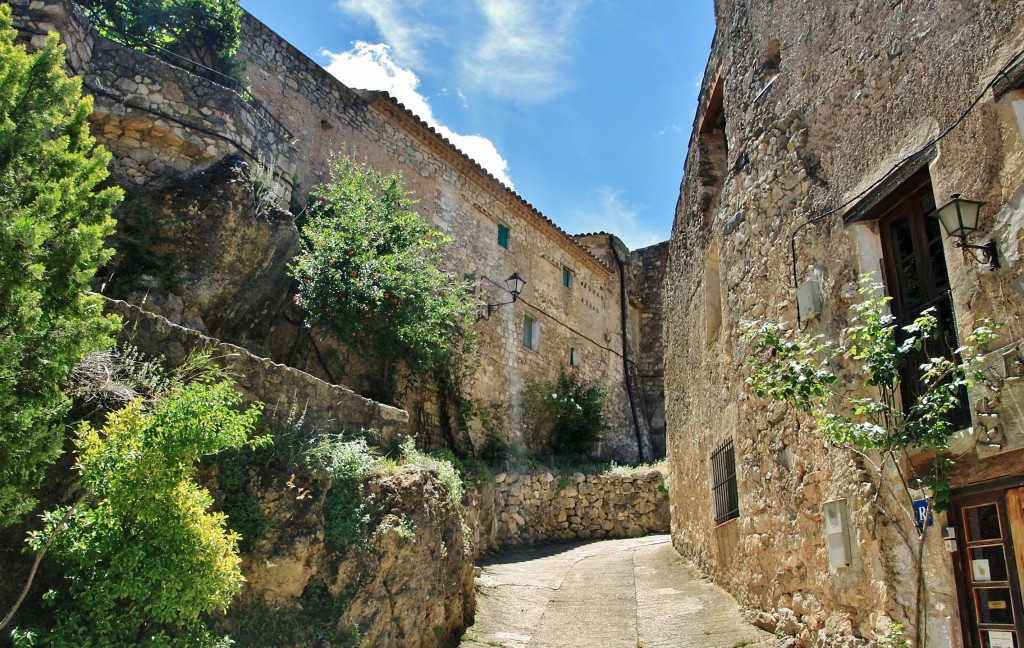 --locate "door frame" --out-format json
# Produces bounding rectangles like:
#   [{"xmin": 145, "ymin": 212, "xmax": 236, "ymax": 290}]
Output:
[{"xmin": 951, "ymin": 486, "xmax": 1024, "ymax": 647}]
